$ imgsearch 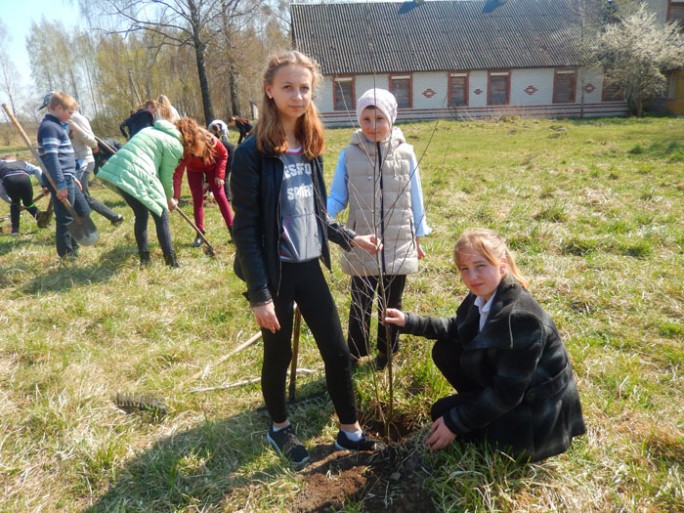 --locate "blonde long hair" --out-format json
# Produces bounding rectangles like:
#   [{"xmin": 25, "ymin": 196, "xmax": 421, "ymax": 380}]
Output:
[
  {"xmin": 454, "ymin": 229, "xmax": 529, "ymax": 288},
  {"xmin": 255, "ymin": 50, "xmax": 325, "ymax": 159},
  {"xmin": 175, "ymin": 117, "xmax": 216, "ymax": 166},
  {"xmin": 157, "ymin": 95, "xmax": 178, "ymax": 121}
]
